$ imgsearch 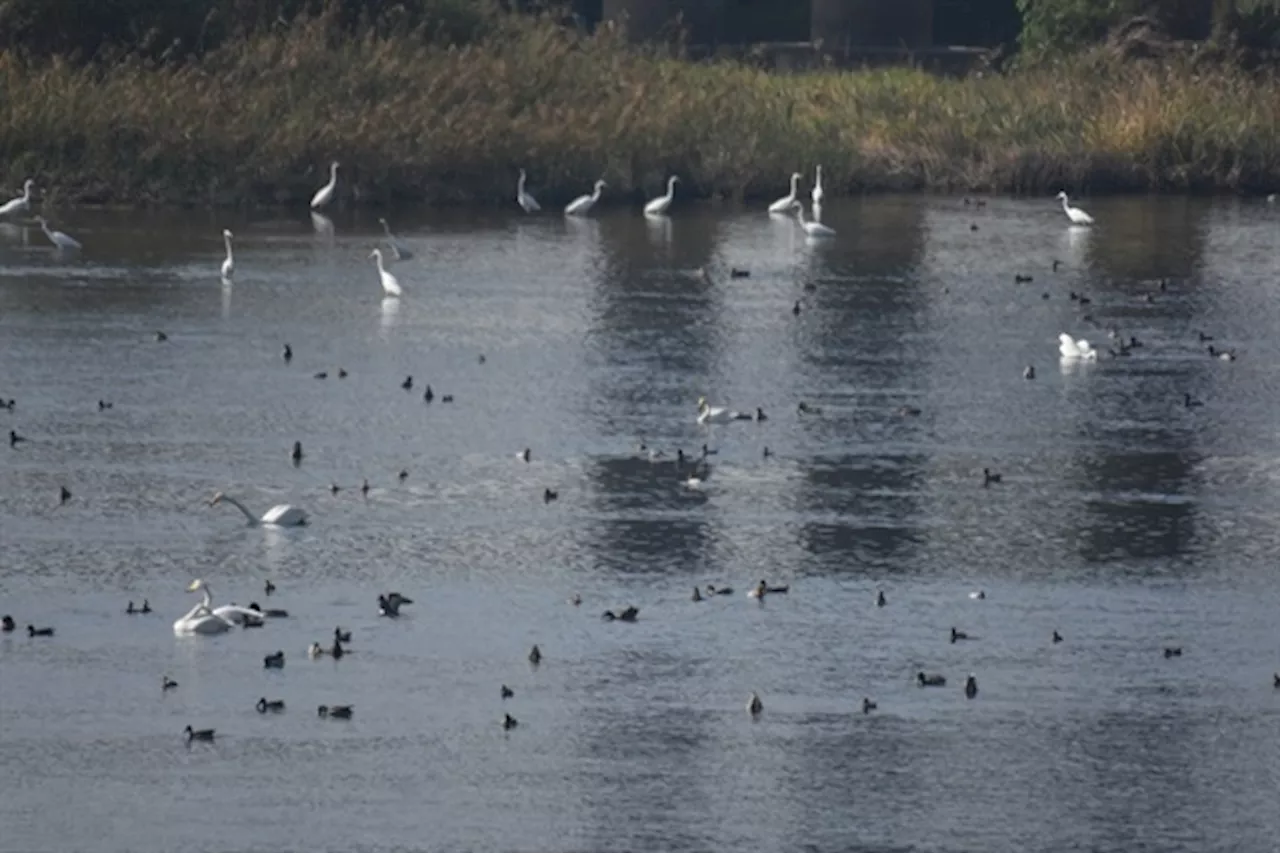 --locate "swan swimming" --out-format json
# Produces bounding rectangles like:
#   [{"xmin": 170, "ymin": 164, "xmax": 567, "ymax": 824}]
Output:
[
  {"xmin": 1058, "ymin": 333, "xmax": 1098, "ymax": 361},
  {"xmin": 311, "ymin": 161, "xmax": 339, "ymax": 210},
  {"xmin": 565, "ymin": 180, "xmax": 605, "ymax": 216},
  {"xmin": 791, "ymin": 202, "xmax": 835, "ymax": 237},
  {"xmin": 370, "ymin": 248, "xmax": 403, "ymax": 297},
  {"xmin": 1056, "ymin": 191, "xmax": 1094, "ymax": 225},
  {"xmin": 220, "ymin": 229, "xmax": 235, "ymax": 280},
  {"xmin": 516, "ymin": 169, "xmax": 540, "ymax": 213},
  {"xmin": 644, "ymin": 176, "xmax": 679, "ymax": 216},
  {"xmin": 0, "ymin": 179, "xmax": 34, "ymax": 218},
  {"xmin": 696, "ymin": 396, "xmax": 740, "ymax": 424},
  {"xmin": 173, "ymin": 579, "xmax": 266, "ymax": 635},
  {"xmin": 768, "ymin": 173, "xmax": 803, "ymax": 214},
  {"xmin": 210, "ymin": 491, "xmax": 308, "ymax": 527}
]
